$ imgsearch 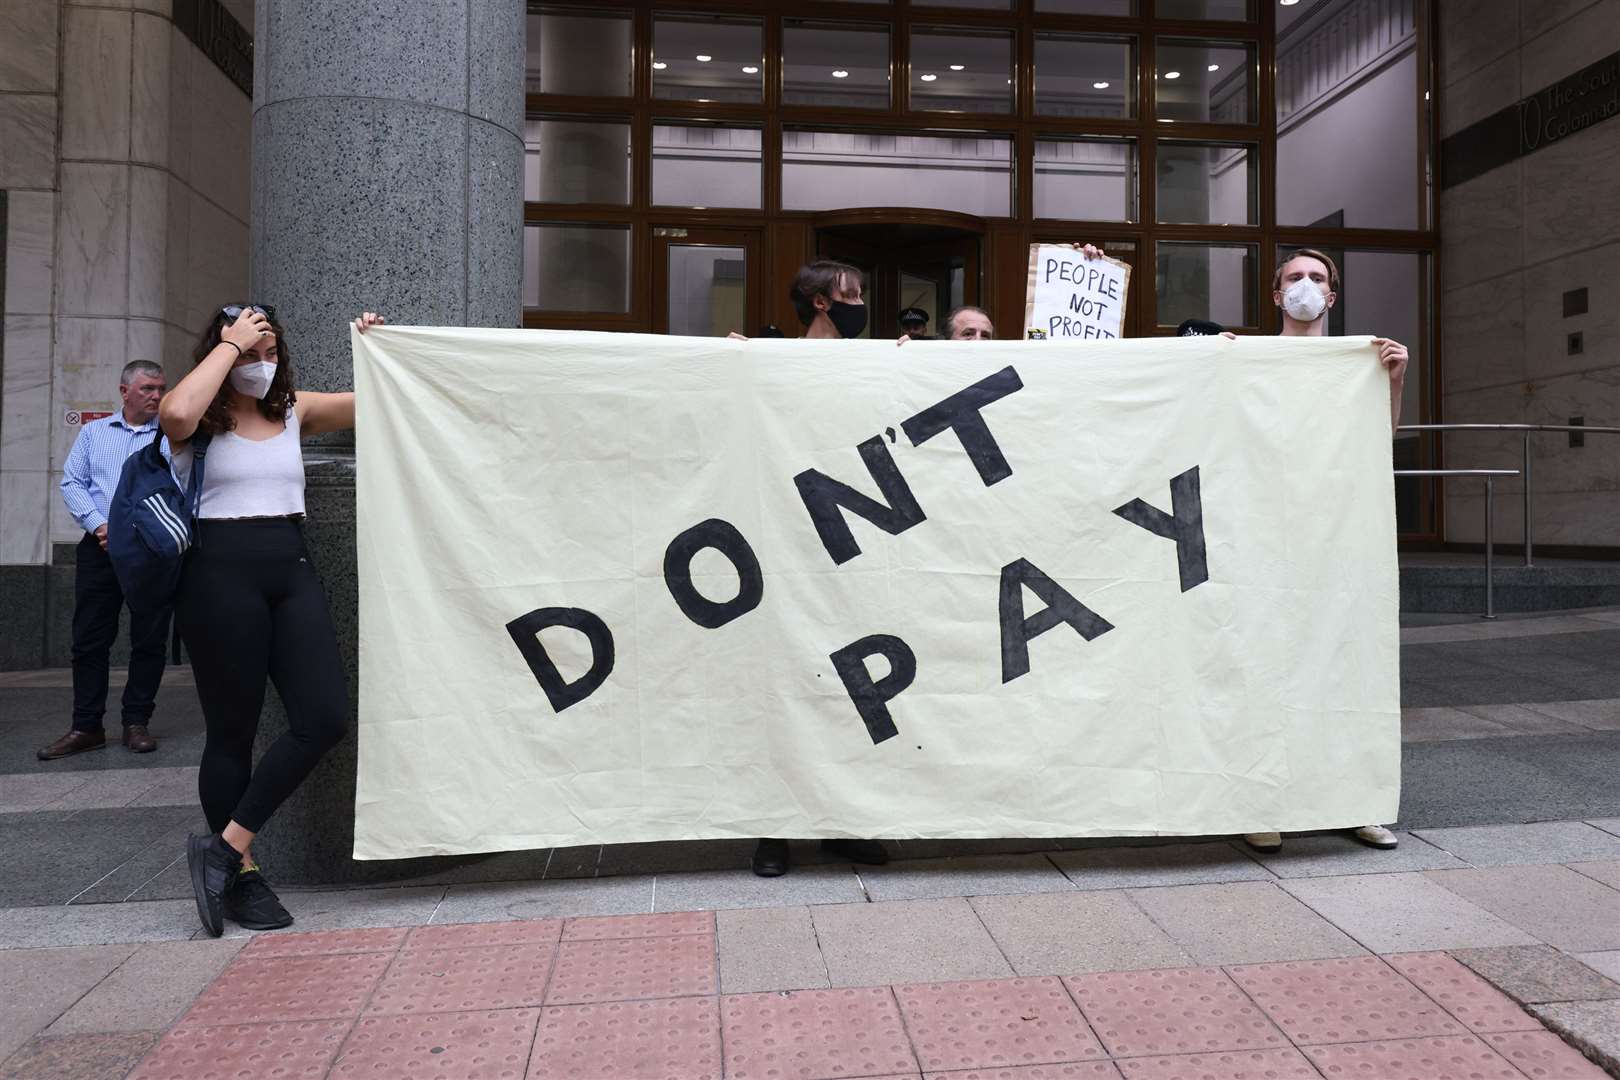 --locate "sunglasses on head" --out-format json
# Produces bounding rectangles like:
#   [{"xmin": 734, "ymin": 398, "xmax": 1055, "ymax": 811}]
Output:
[{"xmin": 221, "ymin": 304, "xmax": 276, "ymax": 324}]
